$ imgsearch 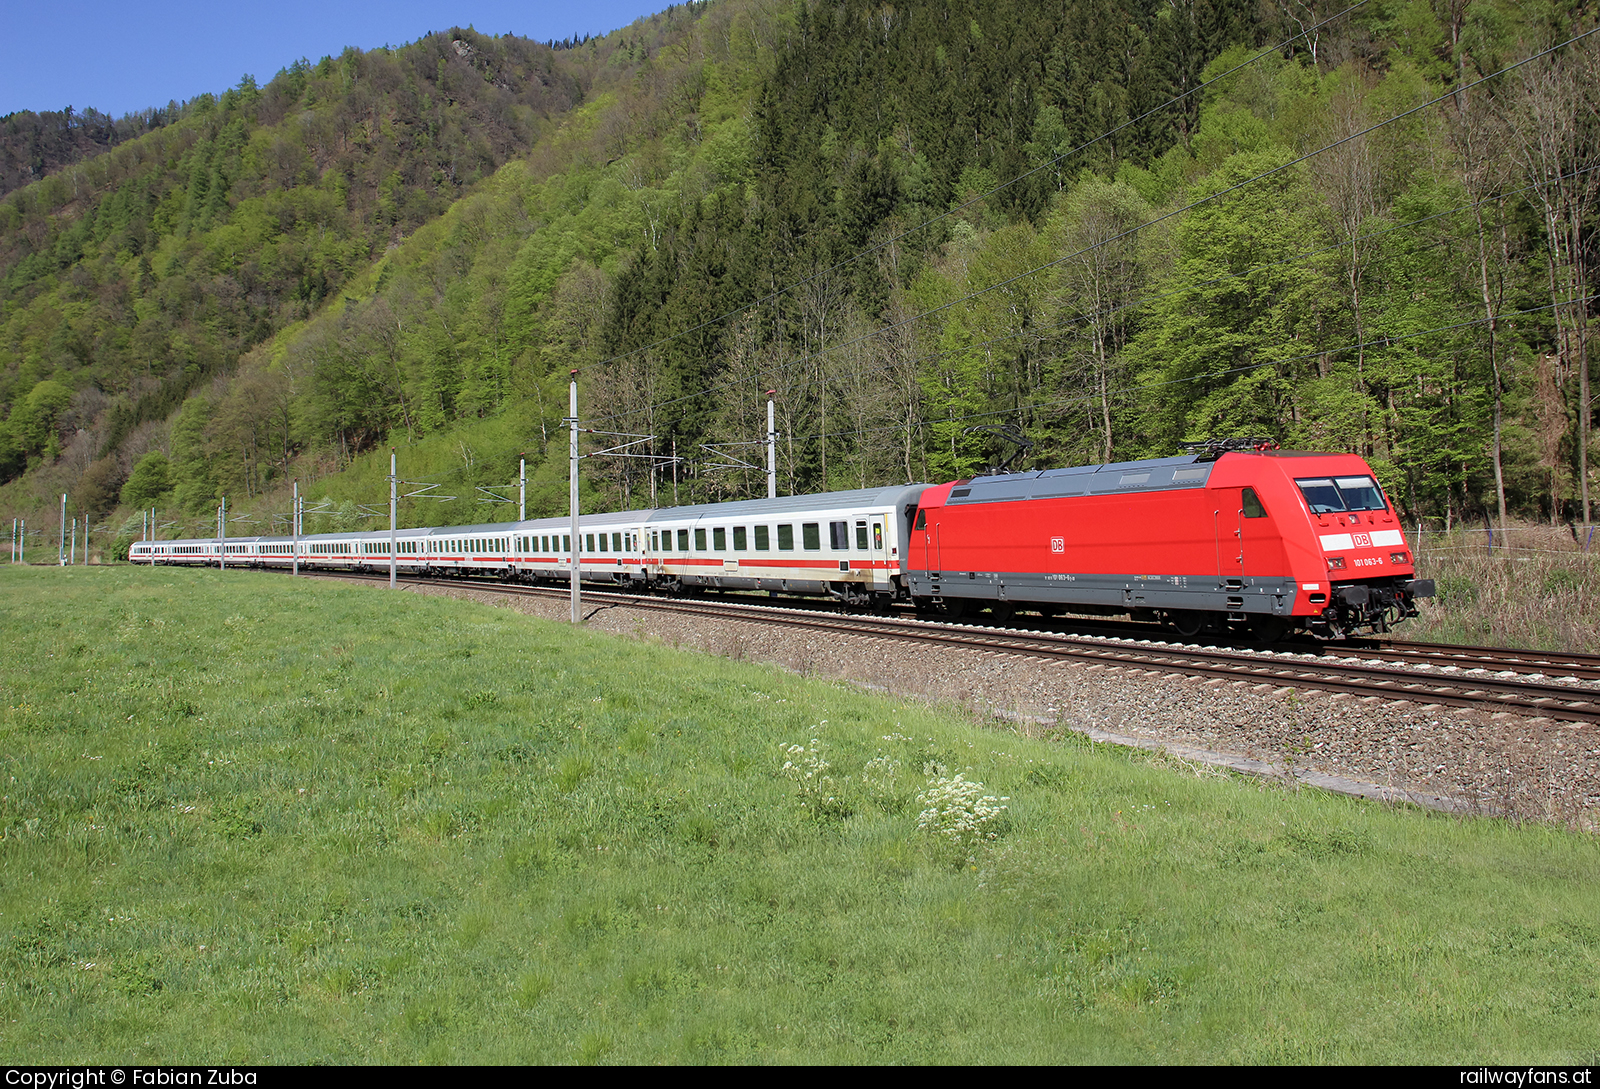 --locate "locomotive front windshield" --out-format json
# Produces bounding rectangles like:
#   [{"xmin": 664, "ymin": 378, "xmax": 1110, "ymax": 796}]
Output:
[{"xmin": 1296, "ymin": 475, "xmax": 1388, "ymax": 514}]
